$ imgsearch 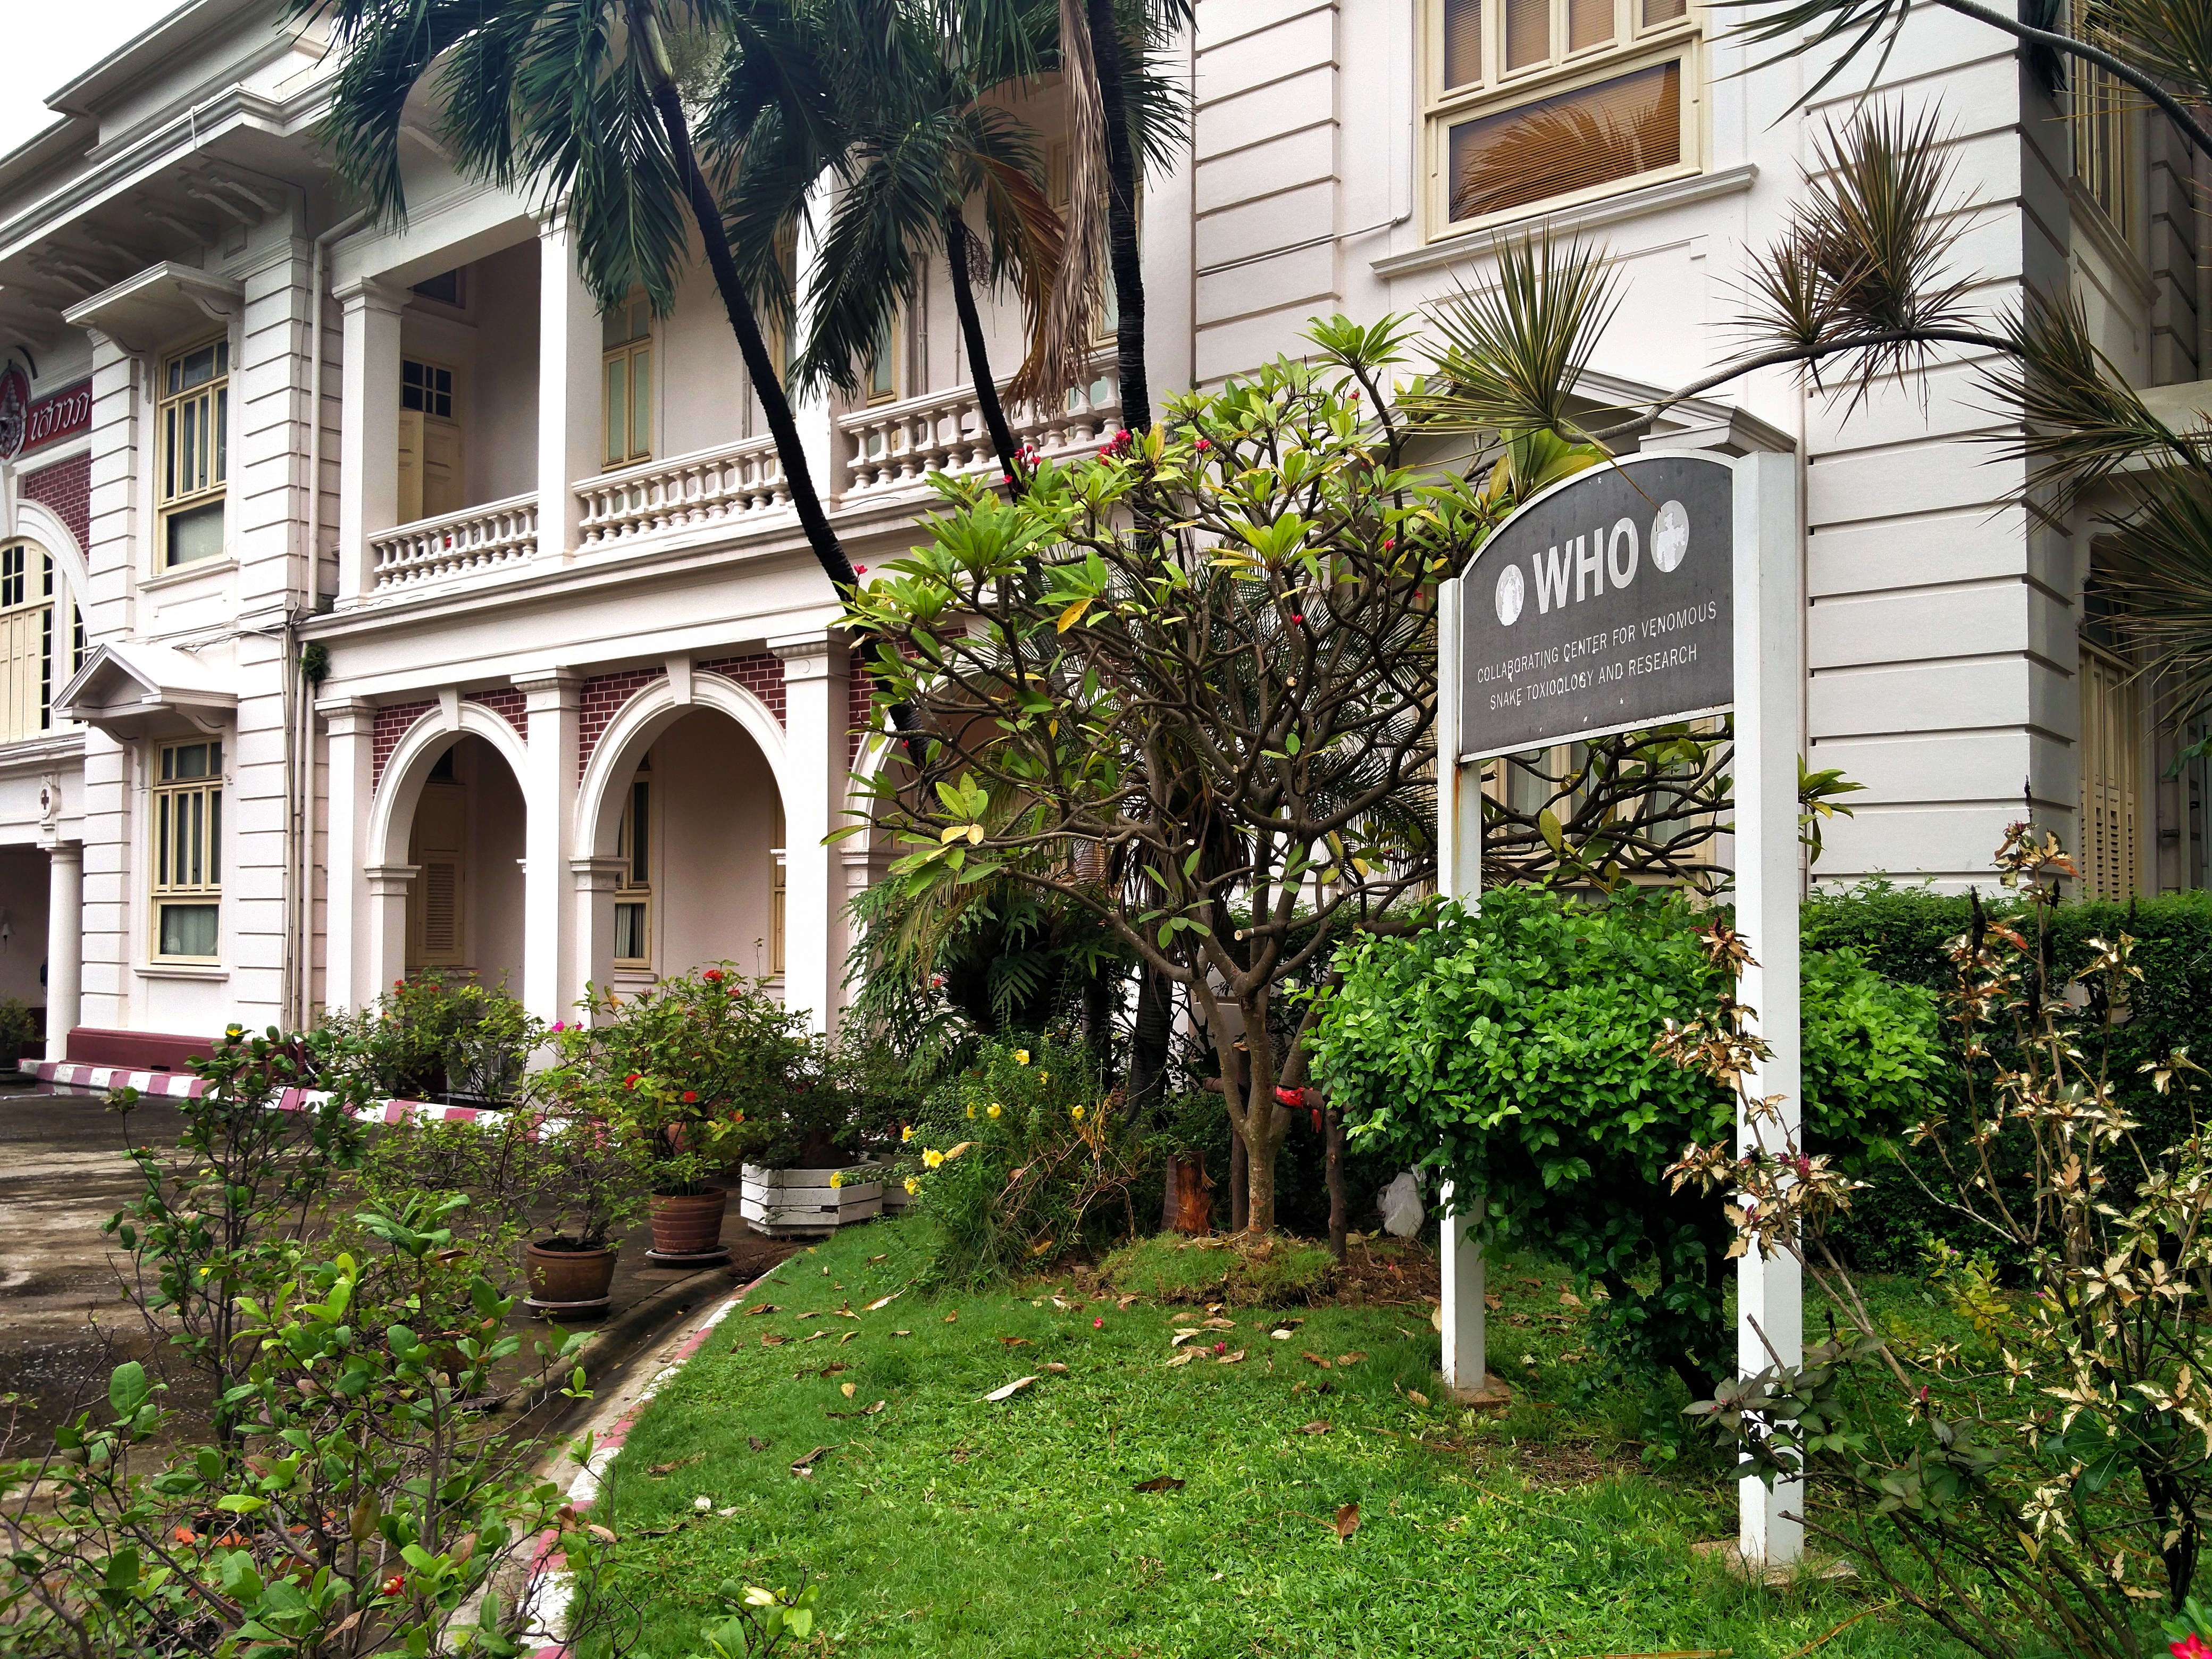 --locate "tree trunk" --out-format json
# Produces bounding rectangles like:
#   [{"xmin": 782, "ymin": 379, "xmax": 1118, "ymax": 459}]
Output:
[
  {"xmin": 1325, "ymin": 1105, "xmax": 1347, "ymax": 1263},
  {"xmin": 1127, "ymin": 963, "xmax": 1172, "ymax": 1120},
  {"xmin": 1229, "ymin": 1129, "xmax": 1249, "ymax": 1234},
  {"xmin": 943, "ymin": 214, "xmax": 1024, "ymax": 487},
  {"xmin": 1084, "ymin": 0, "xmax": 1150, "ymax": 432}
]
